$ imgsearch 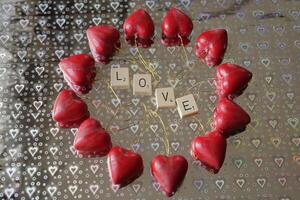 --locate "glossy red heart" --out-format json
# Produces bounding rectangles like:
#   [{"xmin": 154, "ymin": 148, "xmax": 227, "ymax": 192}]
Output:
[
  {"xmin": 190, "ymin": 131, "xmax": 227, "ymax": 174},
  {"xmin": 86, "ymin": 25, "xmax": 120, "ymax": 64},
  {"xmin": 123, "ymin": 9, "xmax": 155, "ymax": 48},
  {"xmin": 215, "ymin": 63, "xmax": 252, "ymax": 98},
  {"xmin": 59, "ymin": 54, "xmax": 96, "ymax": 94},
  {"xmin": 150, "ymin": 155, "xmax": 188, "ymax": 197},
  {"xmin": 195, "ymin": 29, "xmax": 228, "ymax": 67},
  {"xmin": 107, "ymin": 146, "xmax": 143, "ymax": 188},
  {"xmin": 52, "ymin": 89, "xmax": 89, "ymax": 128},
  {"xmin": 161, "ymin": 7, "xmax": 193, "ymax": 46},
  {"xmin": 73, "ymin": 118, "xmax": 112, "ymax": 156},
  {"xmin": 213, "ymin": 97, "xmax": 250, "ymax": 137}
]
